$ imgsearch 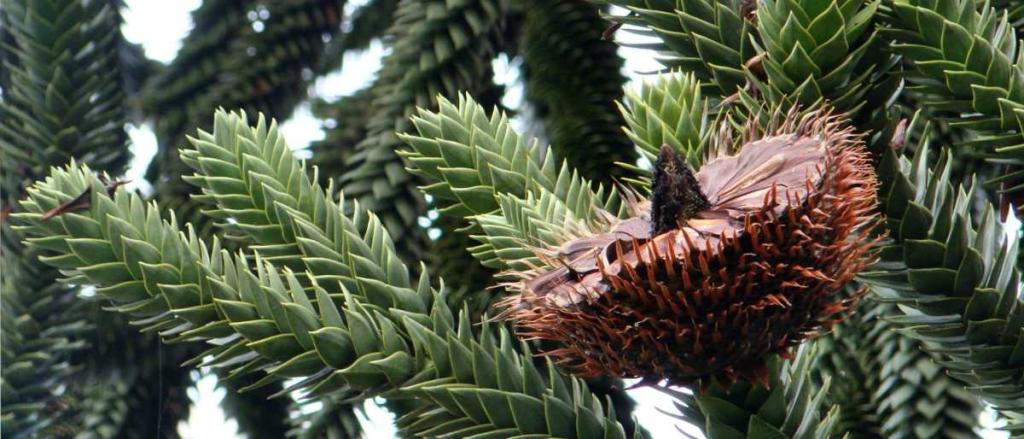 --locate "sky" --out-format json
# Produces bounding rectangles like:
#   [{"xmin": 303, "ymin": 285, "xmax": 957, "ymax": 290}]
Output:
[{"xmin": 117, "ymin": 1, "xmax": 1009, "ymax": 438}]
